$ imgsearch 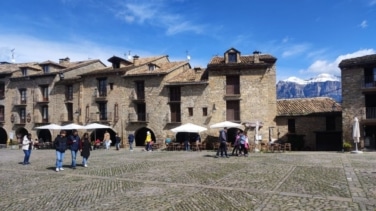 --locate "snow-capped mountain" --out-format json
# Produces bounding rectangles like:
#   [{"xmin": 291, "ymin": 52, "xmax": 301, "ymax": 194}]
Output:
[{"xmin": 277, "ymin": 73, "xmax": 342, "ymax": 102}]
